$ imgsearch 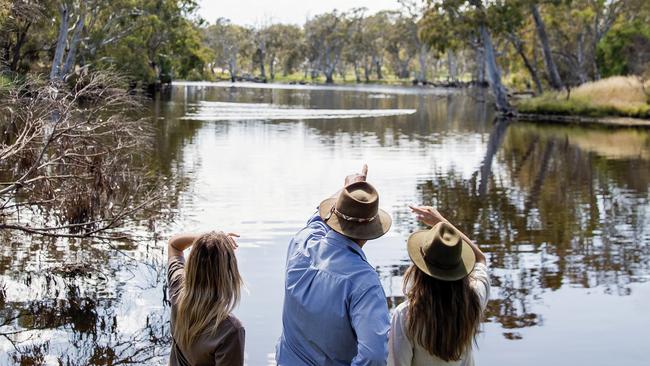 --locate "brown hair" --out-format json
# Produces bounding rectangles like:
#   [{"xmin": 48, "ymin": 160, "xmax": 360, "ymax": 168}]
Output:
[
  {"xmin": 173, "ymin": 232, "xmax": 243, "ymax": 351},
  {"xmin": 404, "ymin": 264, "xmax": 482, "ymax": 361}
]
